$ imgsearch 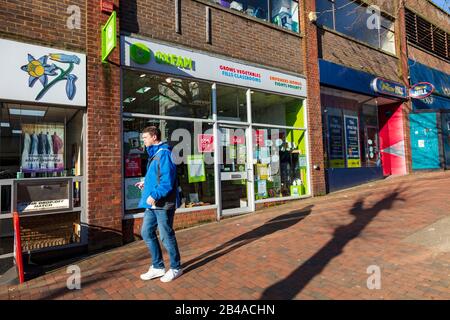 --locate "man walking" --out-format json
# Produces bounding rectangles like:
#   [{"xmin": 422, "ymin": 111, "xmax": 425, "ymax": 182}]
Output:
[{"xmin": 136, "ymin": 126, "xmax": 182, "ymax": 282}]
